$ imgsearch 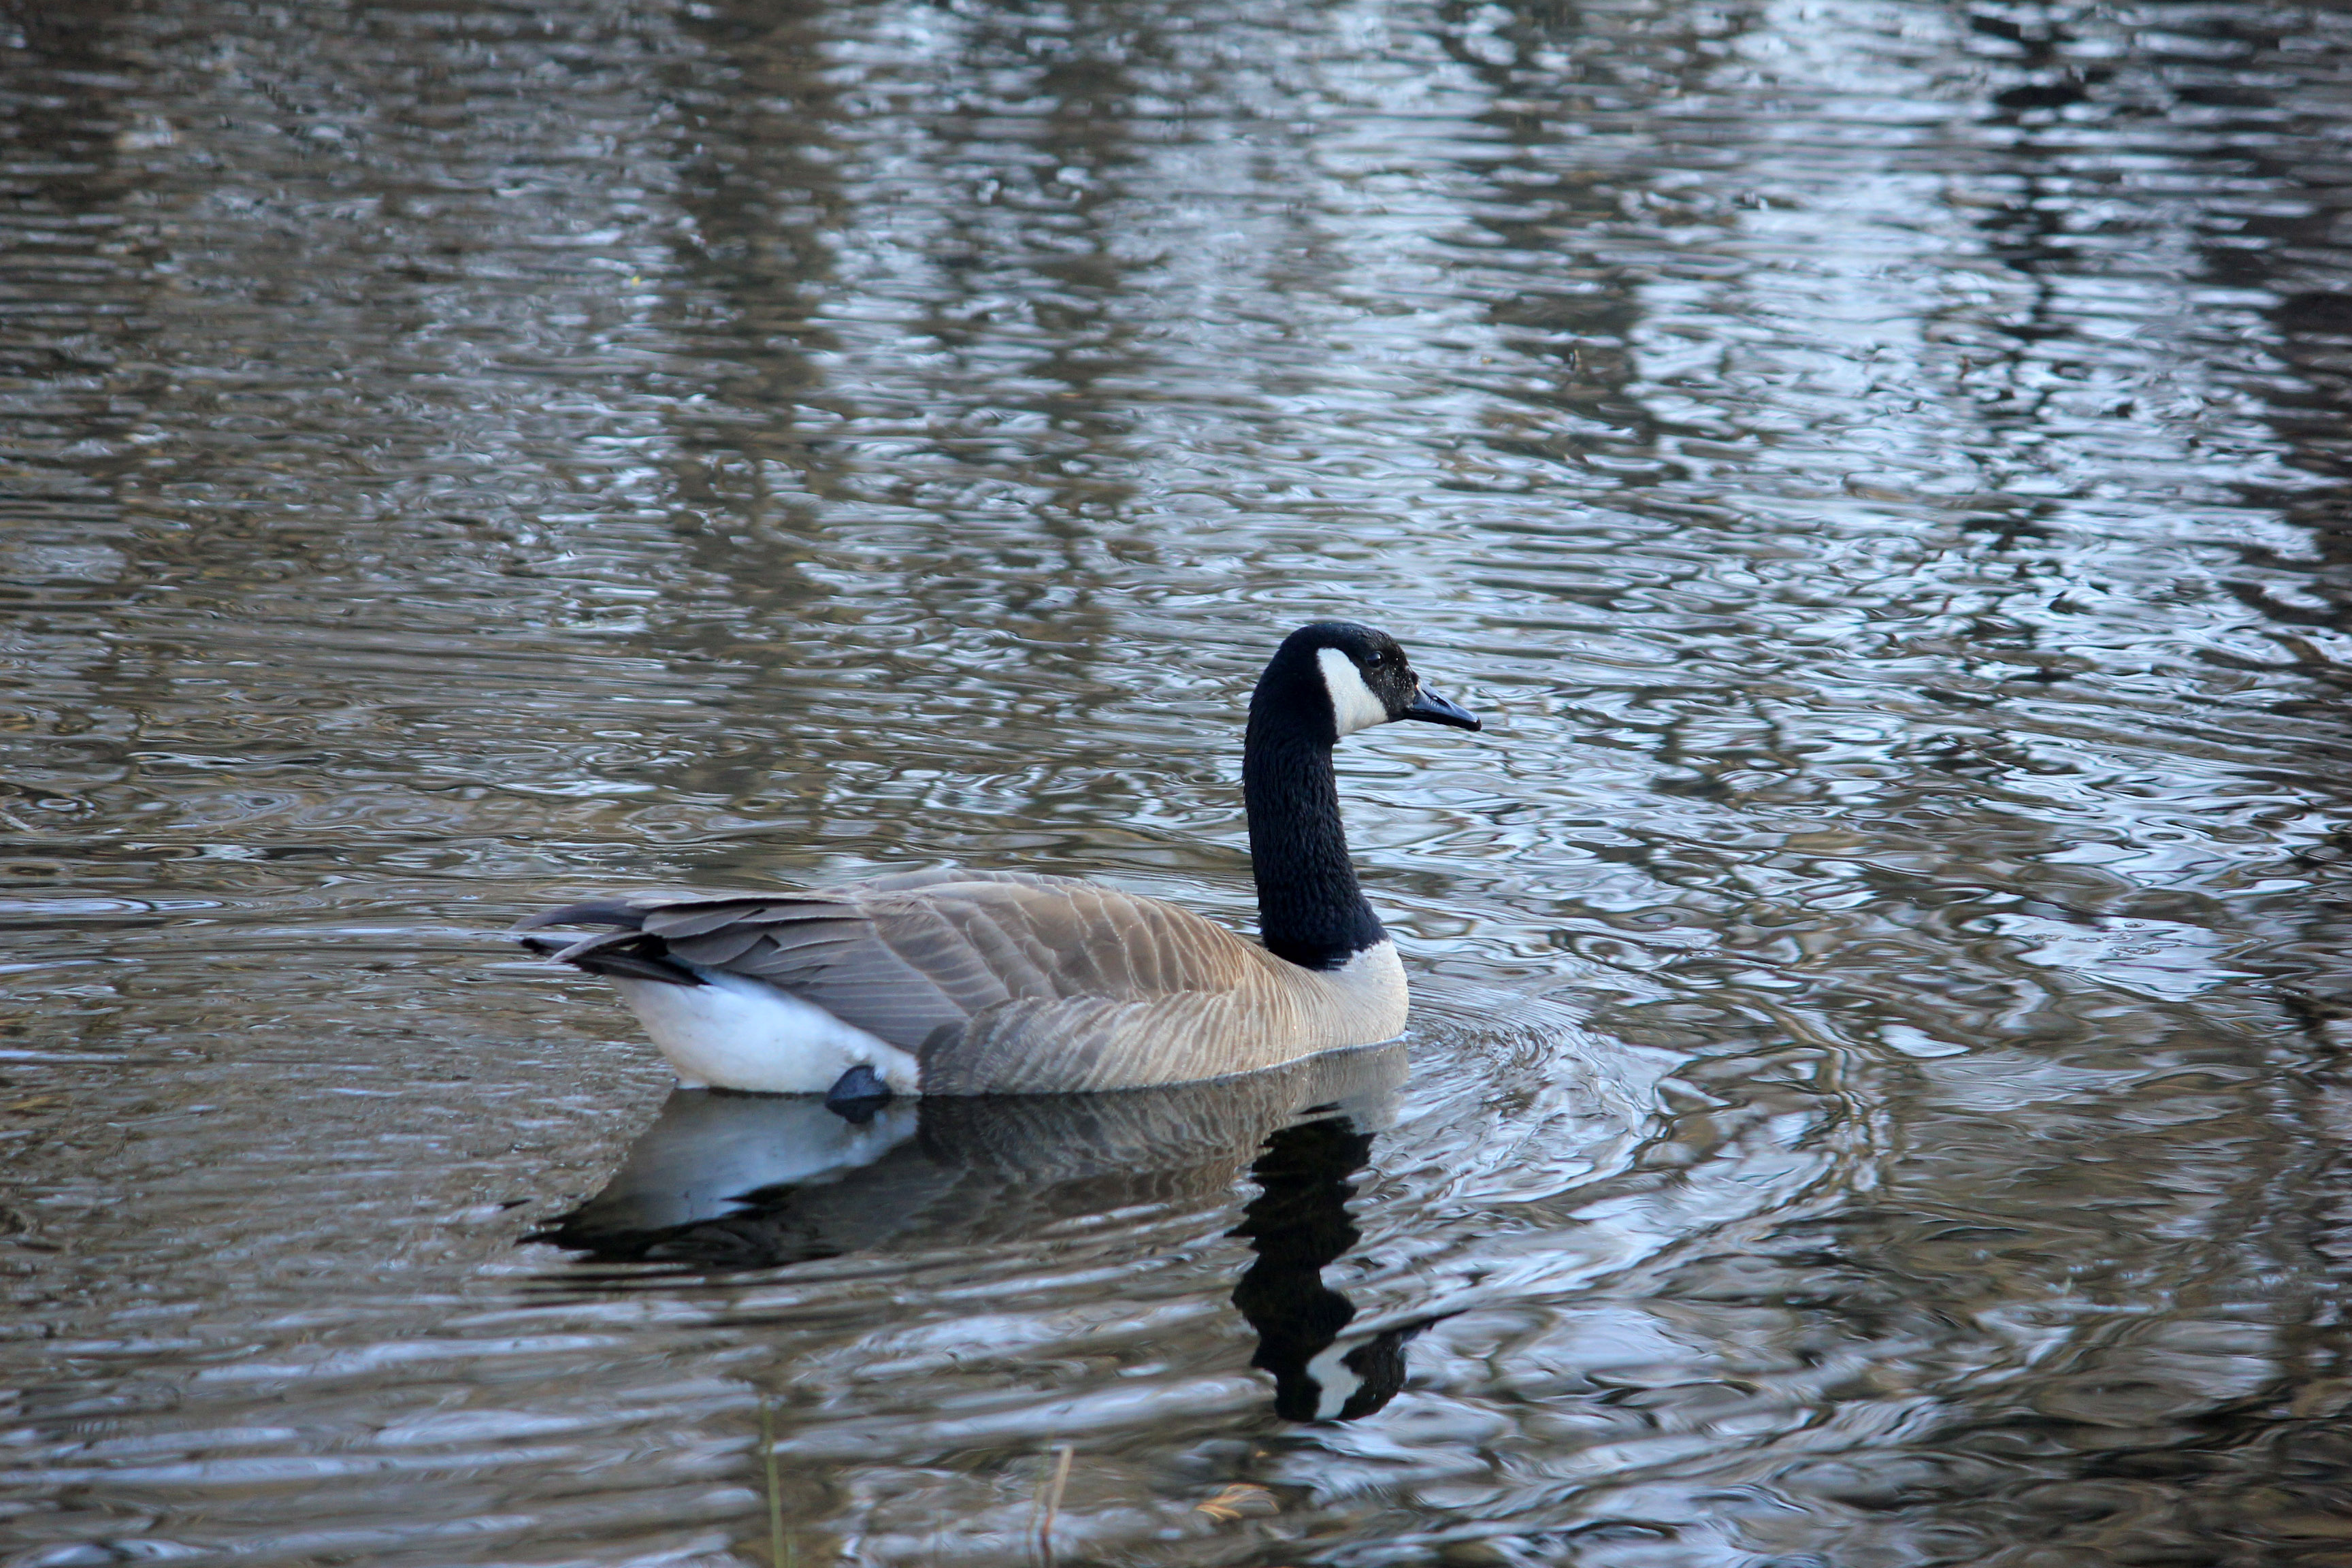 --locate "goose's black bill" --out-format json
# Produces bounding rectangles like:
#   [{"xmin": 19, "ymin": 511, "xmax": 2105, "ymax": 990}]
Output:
[{"xmin": 1401, "ymin": 687, "xmax": 1480, "ymax": 731}]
